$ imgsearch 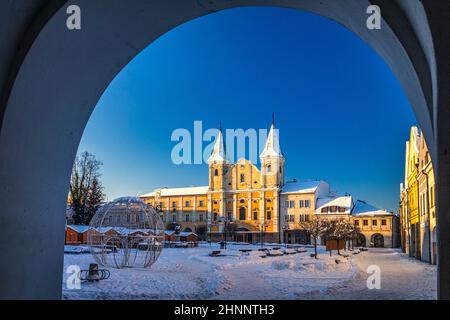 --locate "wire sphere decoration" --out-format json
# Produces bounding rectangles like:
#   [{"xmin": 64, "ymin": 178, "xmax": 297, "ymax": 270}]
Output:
[{"xmin": 88, "ymin": 196, "xmax": 164, "ymax": 269}]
